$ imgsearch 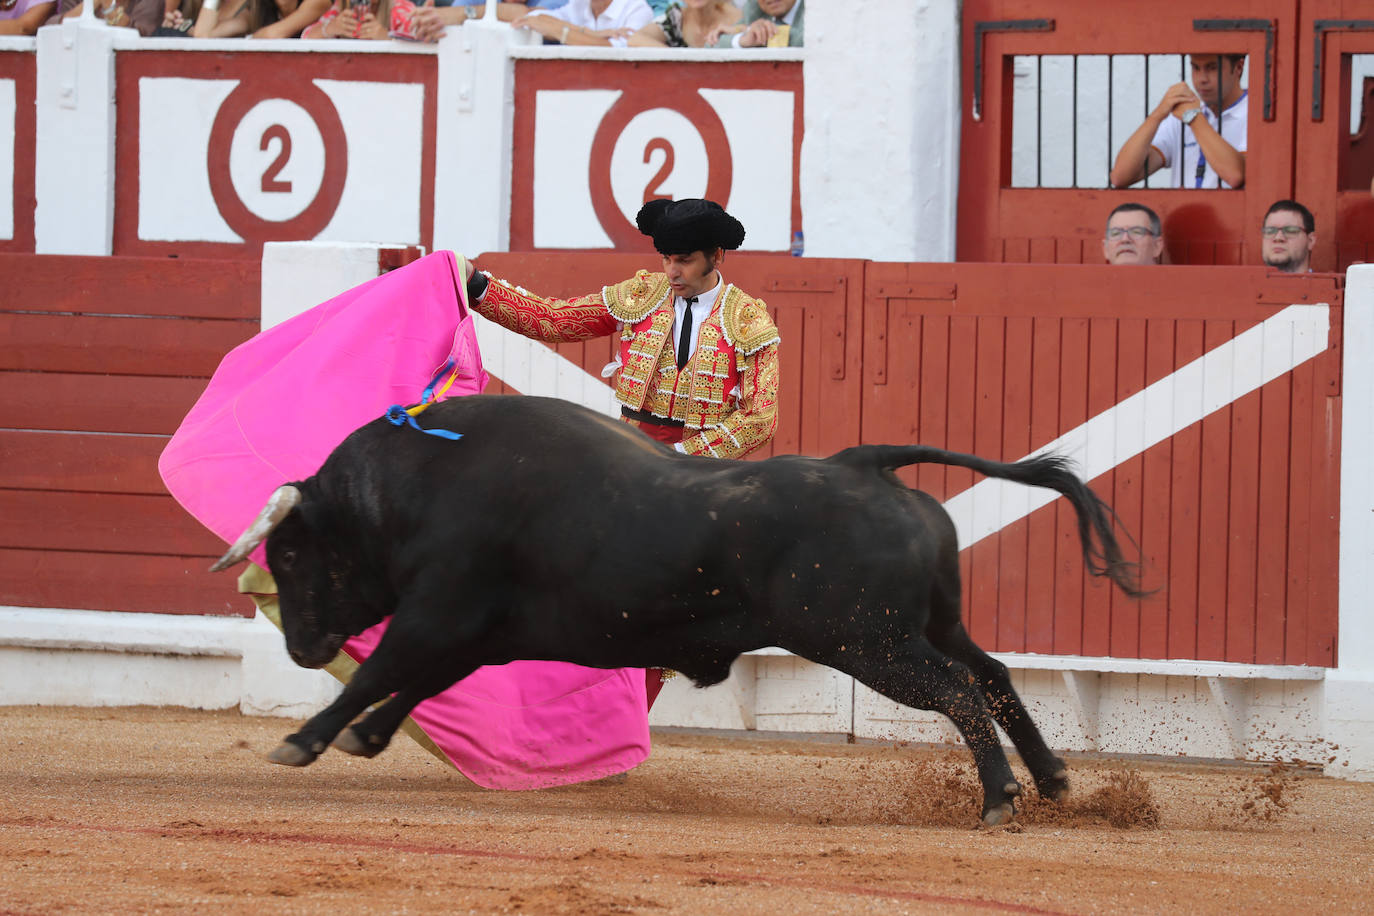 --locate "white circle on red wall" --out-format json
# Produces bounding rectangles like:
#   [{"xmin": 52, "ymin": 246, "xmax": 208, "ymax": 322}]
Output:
[
  {"xmin": 607, "ymin": 108, "xmax": 709, "ymax": 226},
  {"xmin": 227, "ymin": 99, "xmax": 326, "ymax": 223}
]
